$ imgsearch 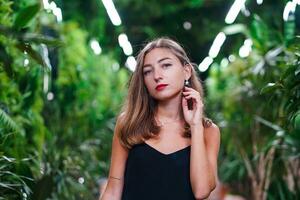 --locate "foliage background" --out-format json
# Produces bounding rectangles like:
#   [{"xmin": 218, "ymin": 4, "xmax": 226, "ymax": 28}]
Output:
[{"xmin": 0, "ymin": 0, "xmax": 299, "ymax": 199}]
